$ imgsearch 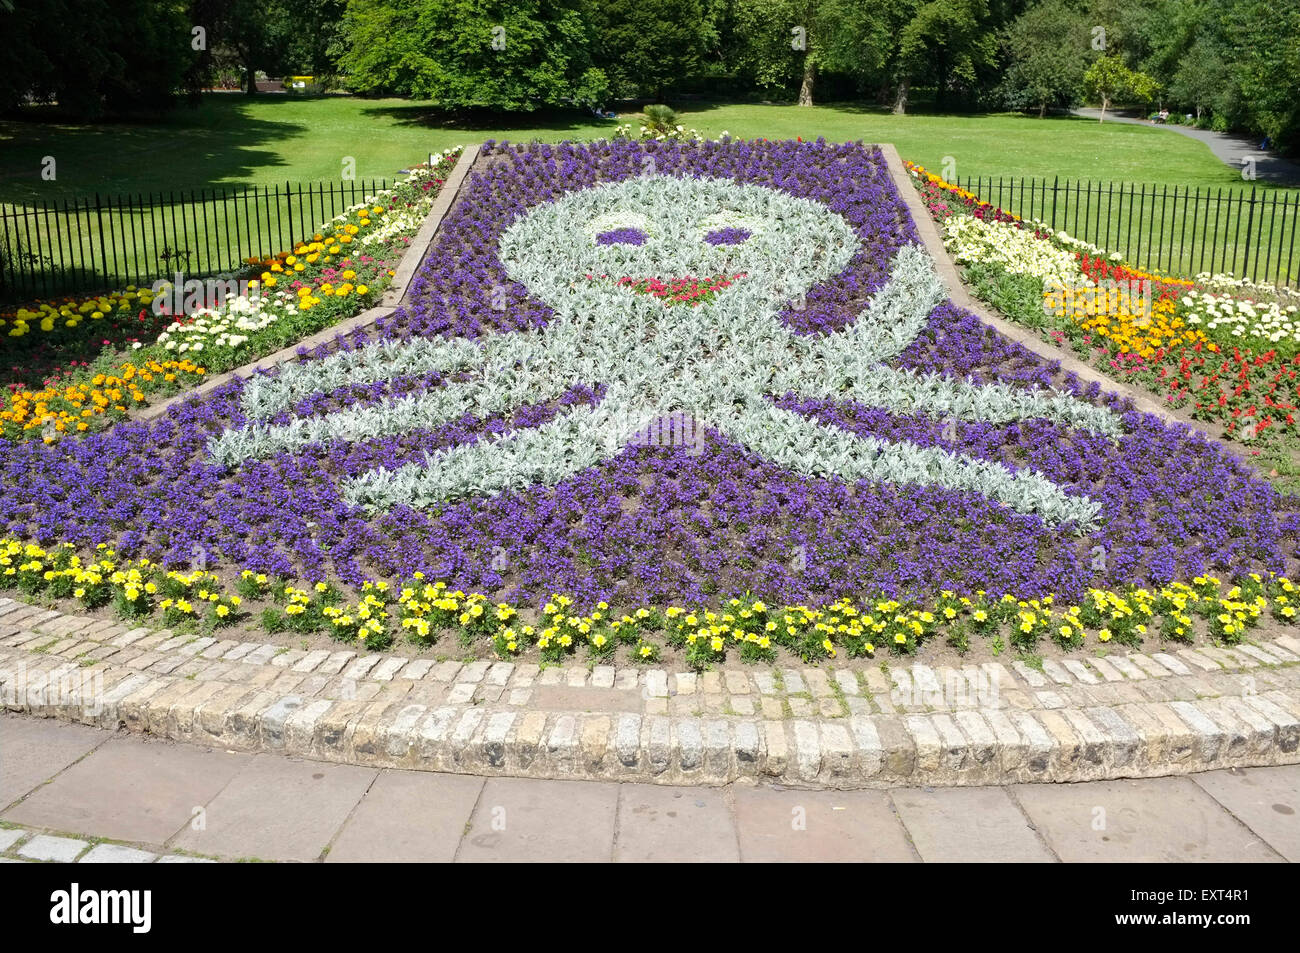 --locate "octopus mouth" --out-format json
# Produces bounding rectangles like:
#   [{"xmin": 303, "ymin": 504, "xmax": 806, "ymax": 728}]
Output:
[{"xmin": 589, "ymin": 273, "xmax": 747, "ymax": 307}]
